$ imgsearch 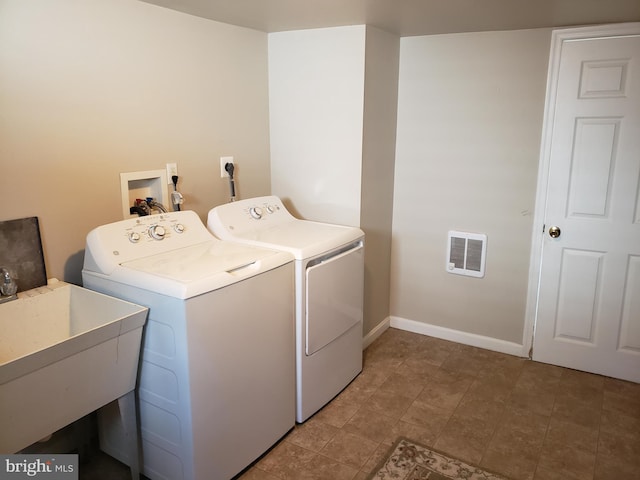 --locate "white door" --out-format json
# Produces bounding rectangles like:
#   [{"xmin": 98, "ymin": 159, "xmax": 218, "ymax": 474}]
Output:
[{"xmin": 532, "ymin": 24, "xmax": 640, "ymax": 383}]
